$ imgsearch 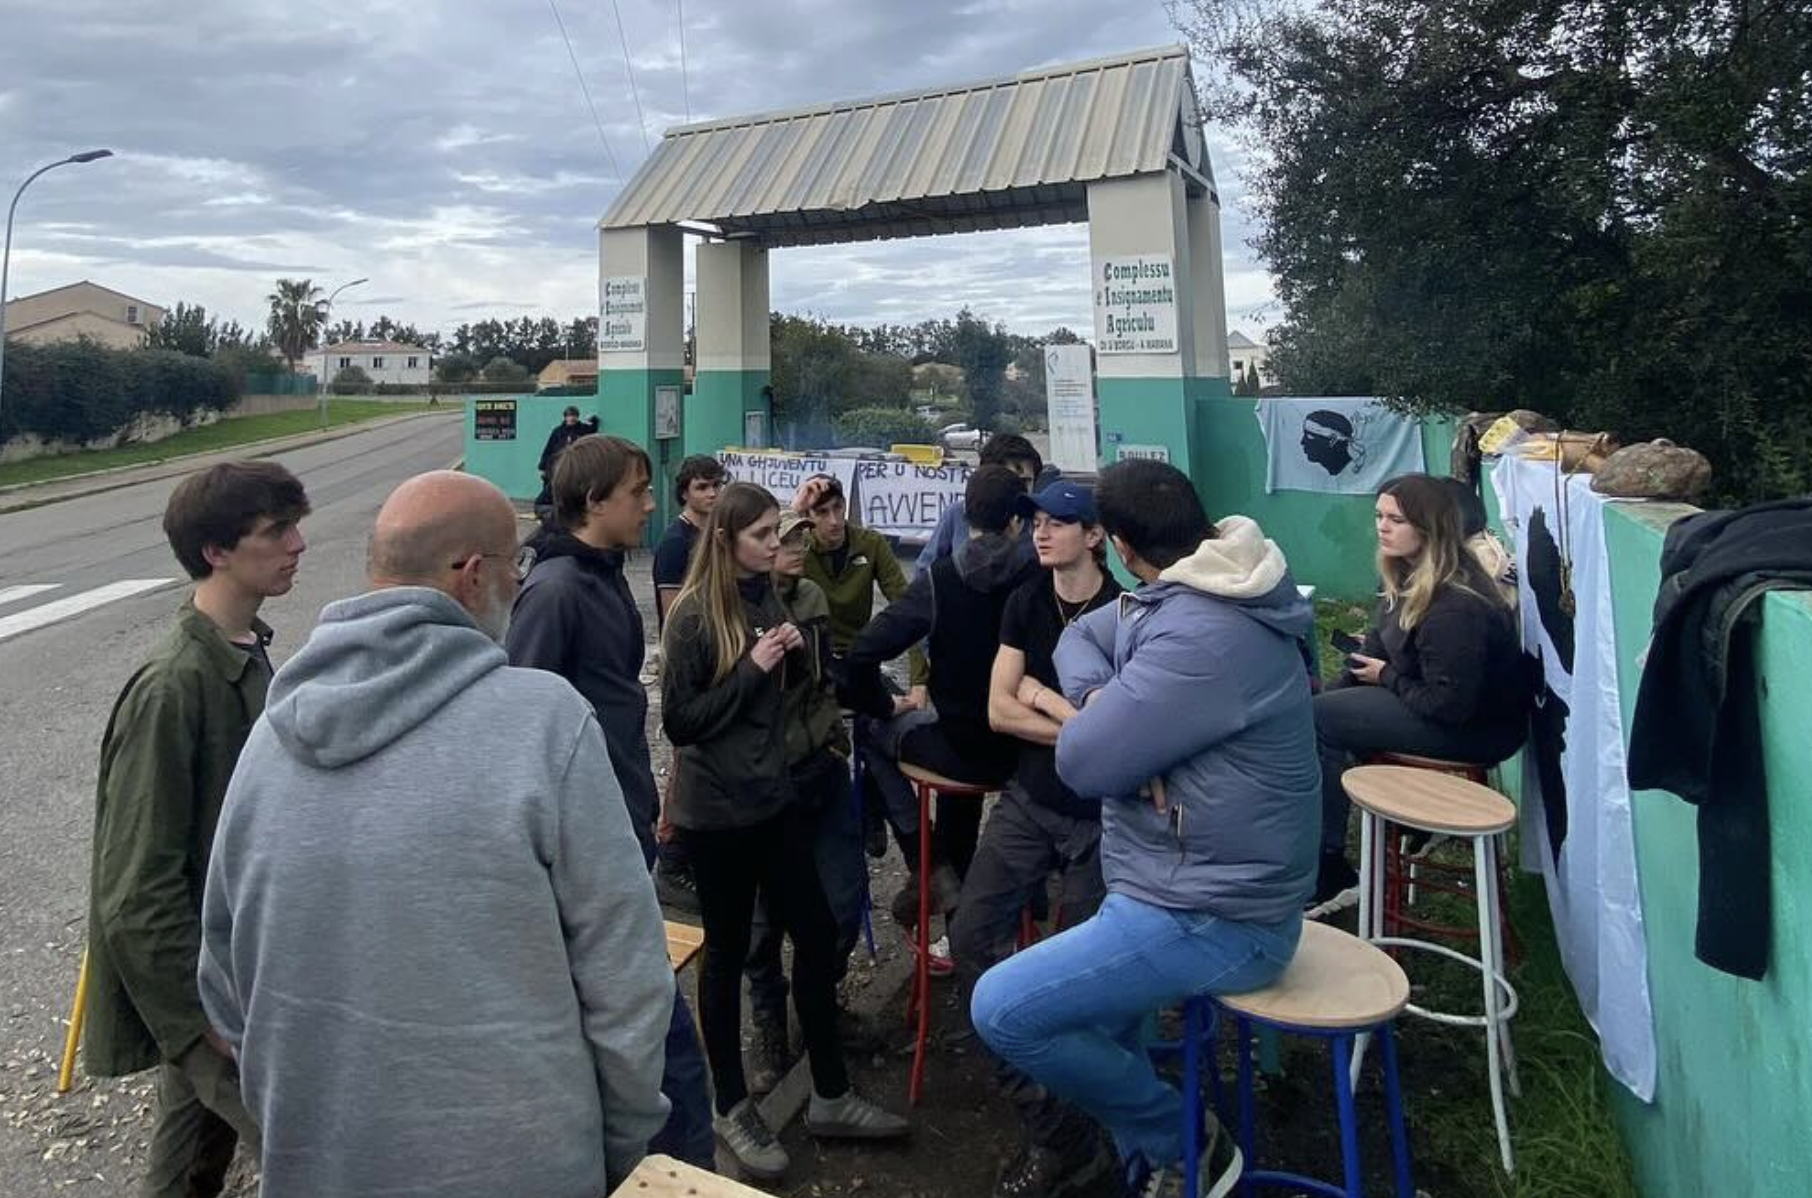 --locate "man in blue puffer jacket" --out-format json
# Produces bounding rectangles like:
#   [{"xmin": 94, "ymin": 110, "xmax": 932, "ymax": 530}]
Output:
[{"xmin": 971, "ymin": 458, "xmax": 1319, "ymax": 1198}]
